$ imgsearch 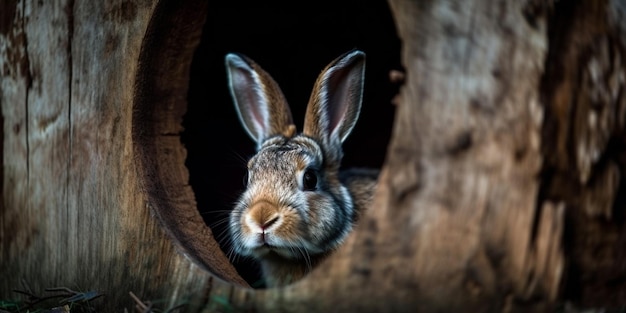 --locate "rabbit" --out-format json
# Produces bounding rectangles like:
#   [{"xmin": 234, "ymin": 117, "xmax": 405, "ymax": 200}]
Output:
[{"xmin": 225, "ymin": 50, "xmax": 378, "ymax": 287}]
